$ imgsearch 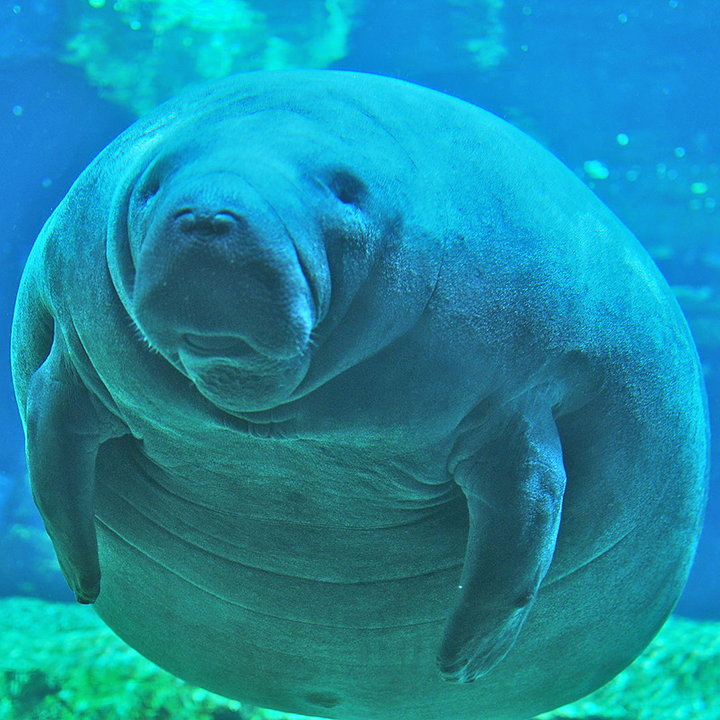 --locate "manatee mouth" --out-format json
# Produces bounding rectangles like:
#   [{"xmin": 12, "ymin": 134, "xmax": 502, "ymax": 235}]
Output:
[
  {"xmin": 178, "ymin": 346, "xmax": 311, "ymax": 413},
  {"xmin": 182, "ymin": 333, "xmax": 246, "ymax": 356},
  {"xmin": 181, "ymin": 332, "xmax": 306, "ymax": 363},
  {"xmin": 177, "ymin": 330, "xmax": 311, "ymax": 412}
]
